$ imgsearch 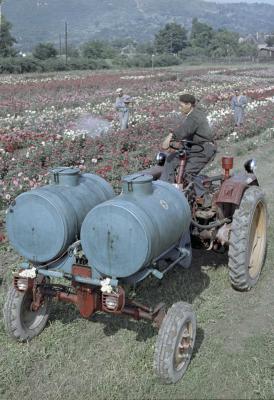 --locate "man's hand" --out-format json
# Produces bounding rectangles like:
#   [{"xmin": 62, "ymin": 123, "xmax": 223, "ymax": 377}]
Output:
[{"xmin": 161, "ymin": 132, "xmax": 173, "ymax": 150}]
